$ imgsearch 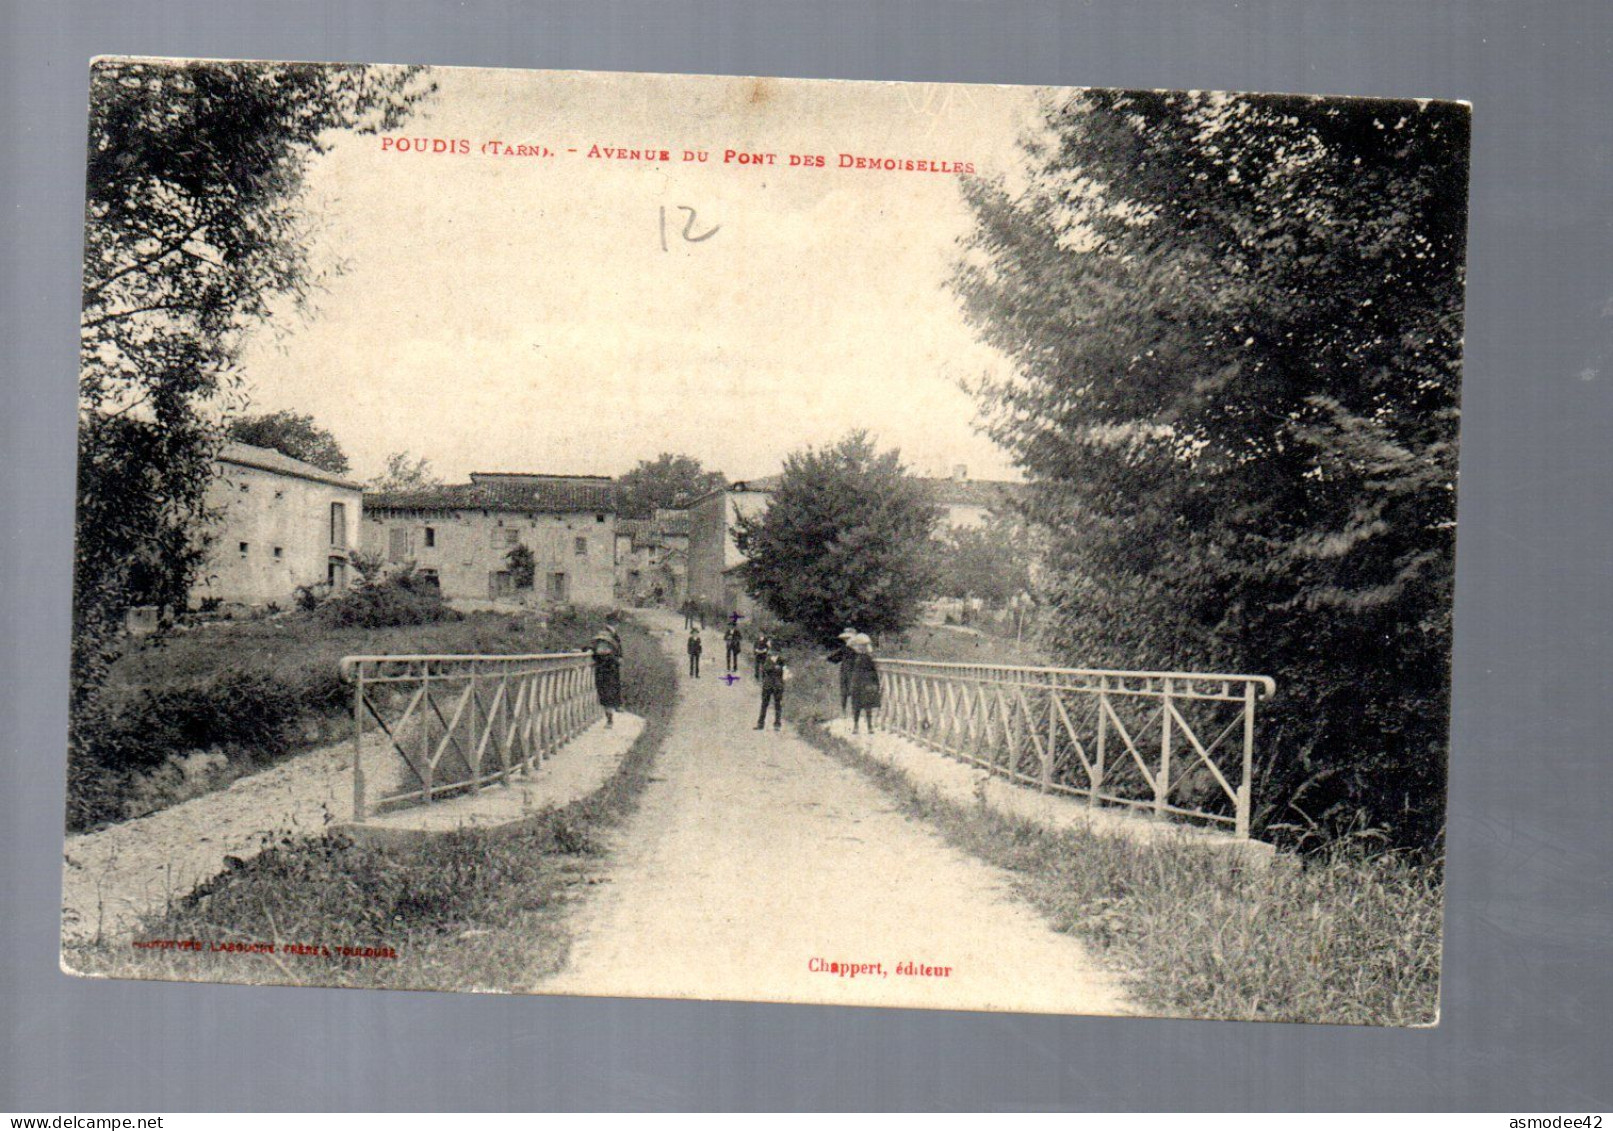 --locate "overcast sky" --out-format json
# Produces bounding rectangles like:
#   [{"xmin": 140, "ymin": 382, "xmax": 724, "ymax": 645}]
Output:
[{"xmin": 236, "ymin": 66, "xmax": 1041, "ymax": 484}]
